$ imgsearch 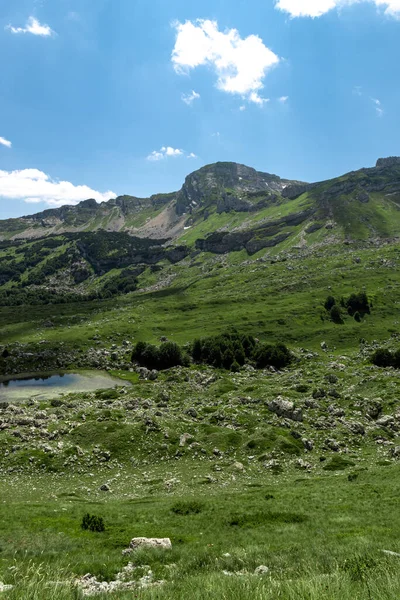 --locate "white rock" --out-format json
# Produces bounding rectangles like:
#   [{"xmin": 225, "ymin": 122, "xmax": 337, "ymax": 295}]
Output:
[
  {"xmin": 254, "ymin": 565, "xmax": 270, "ymax": 576},
  {"xmin": 128, "ymin": 537, "xmax": 172, "ymax": 551}
]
